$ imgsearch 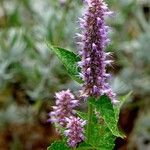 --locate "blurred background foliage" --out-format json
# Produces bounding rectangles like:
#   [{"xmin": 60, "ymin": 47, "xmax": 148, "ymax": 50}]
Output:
[{"xmin": 0, "ymin": 0, "xmax": 149, "ymax": 149}]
